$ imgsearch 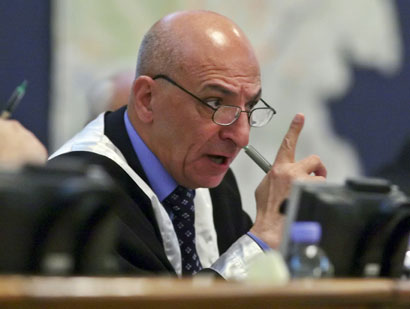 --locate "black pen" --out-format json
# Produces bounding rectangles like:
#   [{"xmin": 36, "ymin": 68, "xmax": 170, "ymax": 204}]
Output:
[
  {"xmin": 1, "ymin": 80, "xmax": 28, "ymax": 119},
  {"xmin": 243, "ymin": 144, "xmax": 272, "ymax": 173}
]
